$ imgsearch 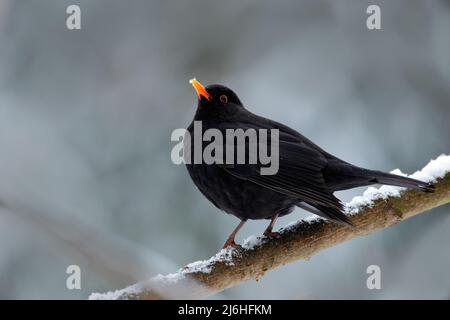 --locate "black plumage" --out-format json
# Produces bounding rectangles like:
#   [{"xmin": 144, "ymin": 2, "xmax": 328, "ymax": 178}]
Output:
[{"xmin": 185, "ymin": 79, "xmax": 434, "ymax": 248}]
